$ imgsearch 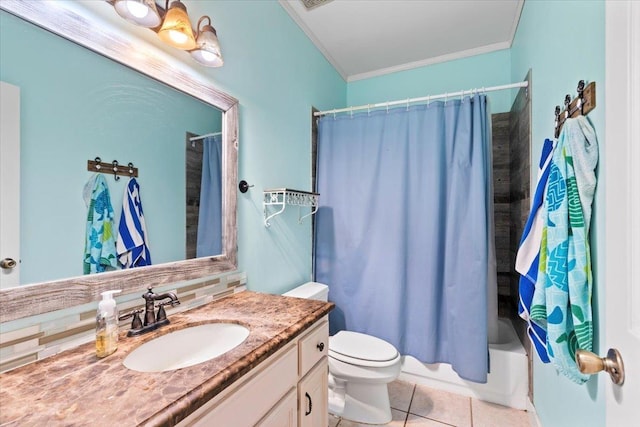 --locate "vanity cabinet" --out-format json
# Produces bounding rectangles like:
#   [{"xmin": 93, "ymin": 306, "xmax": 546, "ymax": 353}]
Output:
[{"xmin": 179, "ymin": 317, "xmax": 328, "ymax": 427}]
